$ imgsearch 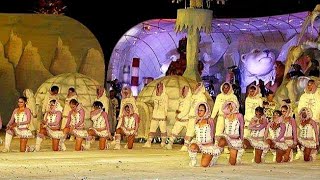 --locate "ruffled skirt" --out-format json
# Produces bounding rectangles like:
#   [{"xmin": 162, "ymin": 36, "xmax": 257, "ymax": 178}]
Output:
[{"xmin": 13, "ymin": 127, "xmax": 33, "ymax": 138}]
